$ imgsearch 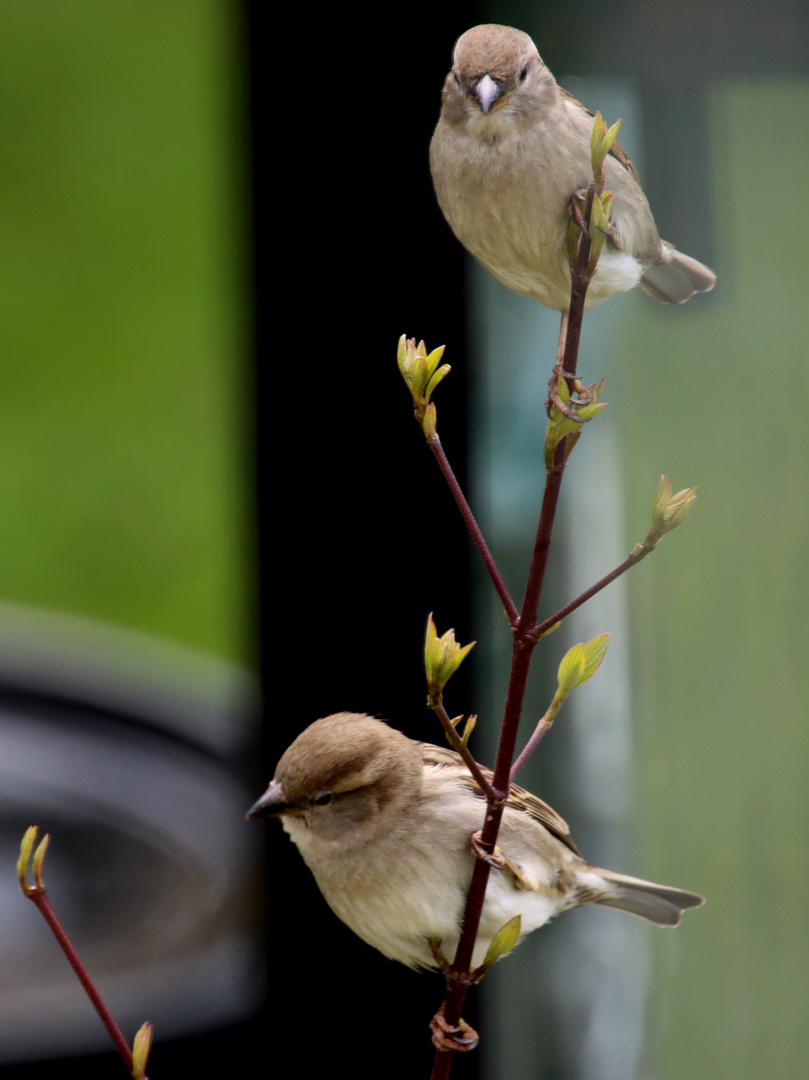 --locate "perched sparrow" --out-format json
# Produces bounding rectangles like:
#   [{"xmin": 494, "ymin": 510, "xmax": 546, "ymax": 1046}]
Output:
[
  {"xmin": 248, "ymin": 713, "xmax": 703, "ymax": 970},
  {"xmin": 430, "ymin": 24, "xmax": 716, "ymax": 311}
]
